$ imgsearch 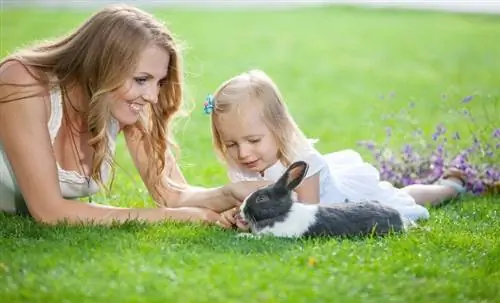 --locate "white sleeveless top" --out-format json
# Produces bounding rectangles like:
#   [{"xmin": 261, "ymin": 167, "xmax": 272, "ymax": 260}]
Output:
[{"xmin": 0, "ymin": 85, "xmax": 121, "ymax": 214}]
